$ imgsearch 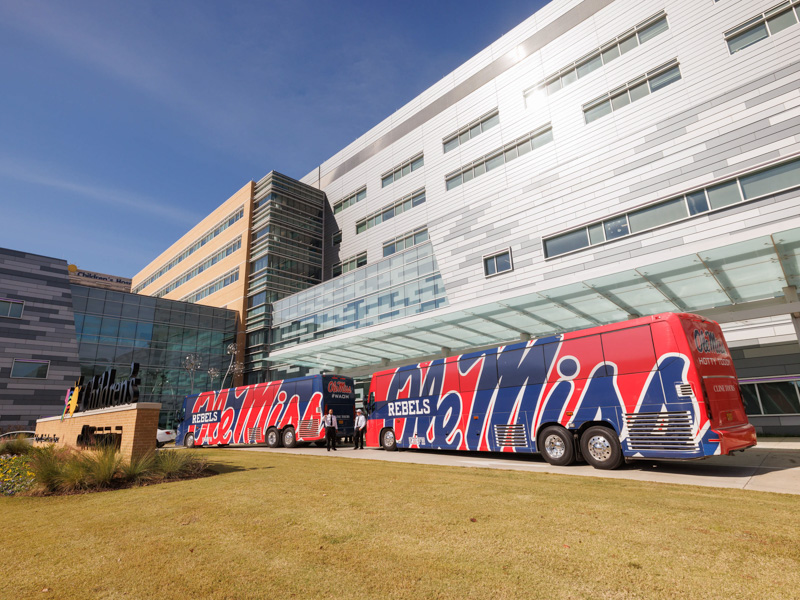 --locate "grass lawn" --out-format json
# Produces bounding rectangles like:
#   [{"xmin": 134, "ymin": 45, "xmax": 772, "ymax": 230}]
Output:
[{"xmin": 2, "ymin": 449, "xmax": 799, "ymax": 600}]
